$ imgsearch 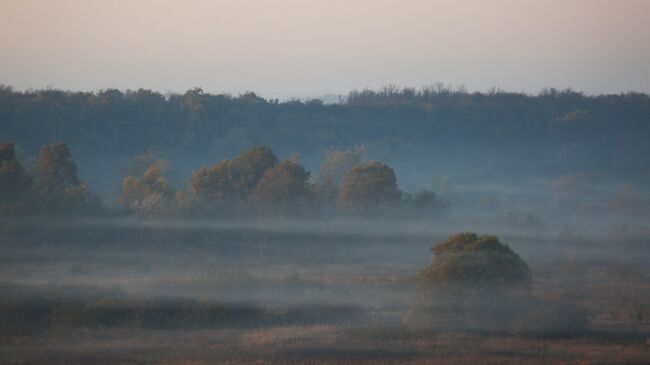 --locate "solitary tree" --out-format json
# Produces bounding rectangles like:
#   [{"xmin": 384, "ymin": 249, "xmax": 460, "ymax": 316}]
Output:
[
  {"xmin": 407, "ymin": 232, "xmax": 531, "ymax": 330},
  {"xmin": 336, "ymin": 161, "xmax": 400, "ymax": 214}
]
